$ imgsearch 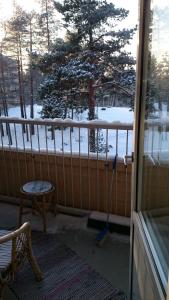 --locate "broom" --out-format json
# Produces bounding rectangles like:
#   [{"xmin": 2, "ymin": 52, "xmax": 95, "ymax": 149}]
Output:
[{"xmin": 96, "ymin": 155, "xmax": 117, "ymax": 245}]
